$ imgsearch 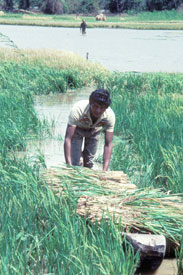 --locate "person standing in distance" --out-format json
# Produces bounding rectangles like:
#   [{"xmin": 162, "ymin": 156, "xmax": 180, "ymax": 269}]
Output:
[
  {"xmin": 64, "ymin": 89, "xmax": 115, "ymax": 171},
  {"xmin": 80, "ymin": 19, "xmax": 87, "ymax": 35}
]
